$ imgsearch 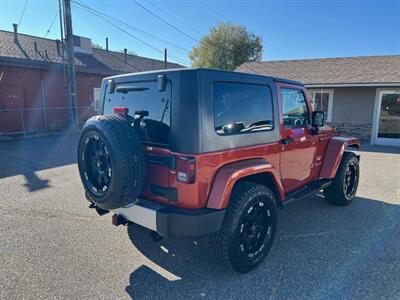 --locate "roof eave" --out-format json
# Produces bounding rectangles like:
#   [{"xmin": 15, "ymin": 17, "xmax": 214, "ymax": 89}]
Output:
[
  {"xmin": 306, "ymin": 82, "xmax": 400, "ymax": 88},
  {"xmin": 0, "ymin": 57, "xmax": 120, "ymax": 76}
]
